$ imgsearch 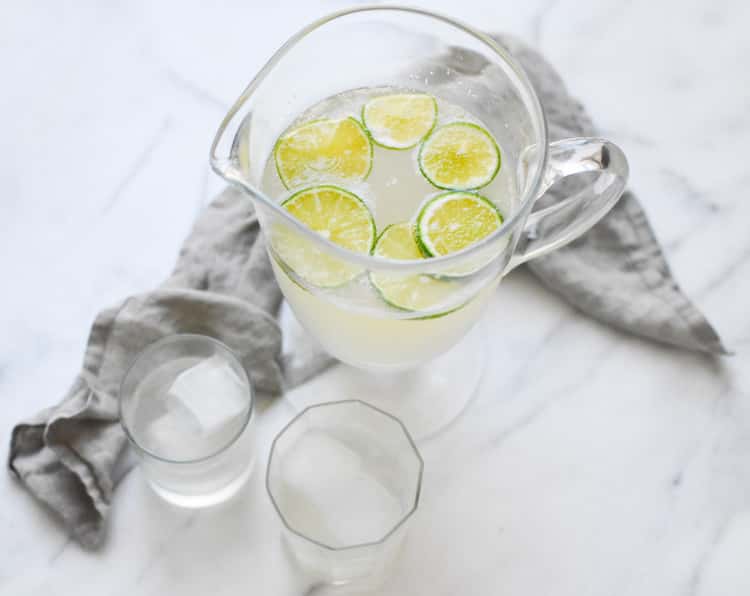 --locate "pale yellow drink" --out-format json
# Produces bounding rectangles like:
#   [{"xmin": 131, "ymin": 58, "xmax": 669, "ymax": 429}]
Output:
[{"xmin": 261, "ymin": 87, "xmax": 515, "ymax": 369}]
